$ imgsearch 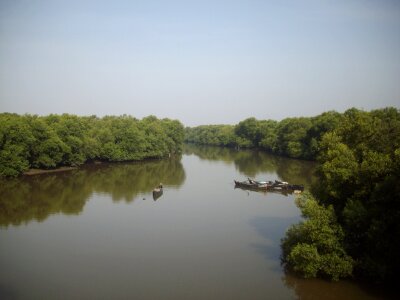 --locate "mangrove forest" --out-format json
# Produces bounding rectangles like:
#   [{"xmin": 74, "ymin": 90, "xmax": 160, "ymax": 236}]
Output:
[{"xmin": 0, "ymin": 113, "xmax": 184, "ymax": 177}]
